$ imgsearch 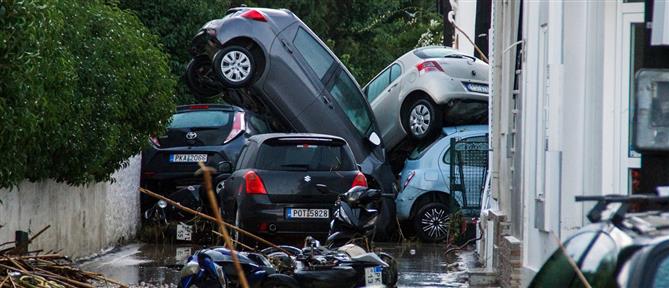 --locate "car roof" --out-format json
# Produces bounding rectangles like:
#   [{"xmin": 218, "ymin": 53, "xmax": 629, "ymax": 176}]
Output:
[
  {"xmin": 248, "ymin": 133, "xmax": 347, "ymax": 144},
  {"xmin": 175, "ymin": 104, "xmax": 242, "ymax": 112},
  {"xmin": 442, "ymin": 124, "xmax": 489, "ymax": 137}
]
